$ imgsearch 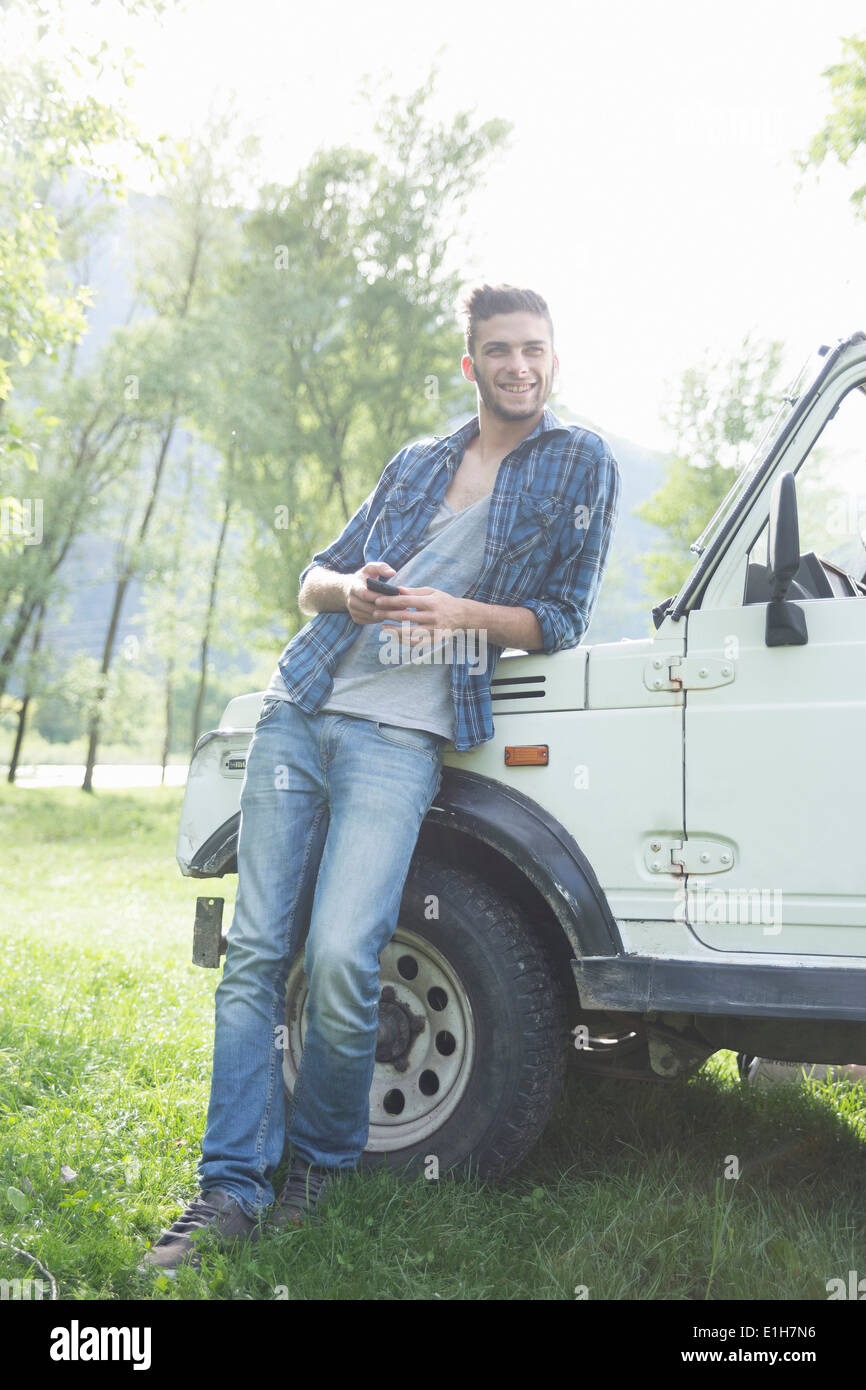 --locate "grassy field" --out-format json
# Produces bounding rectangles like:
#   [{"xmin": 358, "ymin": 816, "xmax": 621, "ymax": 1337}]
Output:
[{"xmin": 0, "ymin": 784, "xmax": 864, "ymax": 1302}]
